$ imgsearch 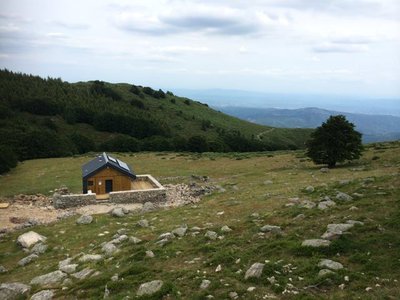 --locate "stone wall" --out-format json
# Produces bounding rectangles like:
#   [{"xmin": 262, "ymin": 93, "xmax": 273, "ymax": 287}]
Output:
[
  {"xmin": 109, "ymin": 188, "xmax": 166, "ymax": 204},
  {"xmin": 53, "ymin": 193, "xmax": 96, "ymax": 209}
]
